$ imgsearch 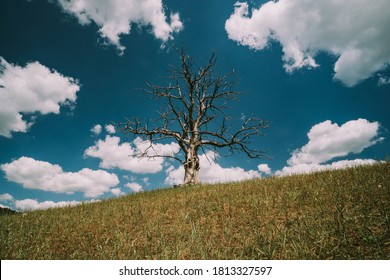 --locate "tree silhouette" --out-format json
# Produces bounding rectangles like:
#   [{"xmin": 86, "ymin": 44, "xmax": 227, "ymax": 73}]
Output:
[{"xmin": 119, "ymin": 49, "xmax": 268, "ymax": 185}]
